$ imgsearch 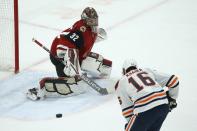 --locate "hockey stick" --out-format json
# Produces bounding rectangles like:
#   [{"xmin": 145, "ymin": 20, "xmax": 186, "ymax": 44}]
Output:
[{"xmin": 32, "ymin": 38, "xmax": 110, "ymax": 95}]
